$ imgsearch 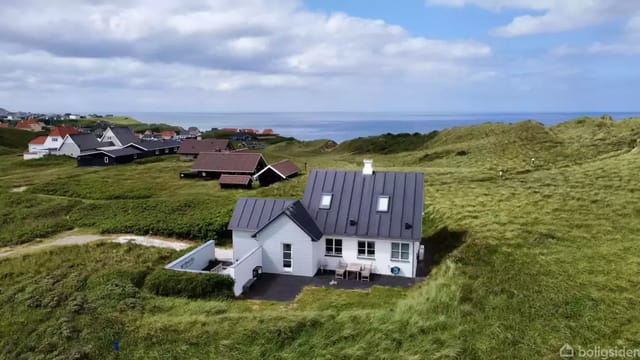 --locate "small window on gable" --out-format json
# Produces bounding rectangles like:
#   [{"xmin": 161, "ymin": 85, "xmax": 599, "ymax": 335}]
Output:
[
  {"xmin": 320, "ymin": 193, "xmax": 332, "ymax": 209},
  {"xmin": 377, "ymin": 195, "xmax": 390, "ymax": 212}
]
